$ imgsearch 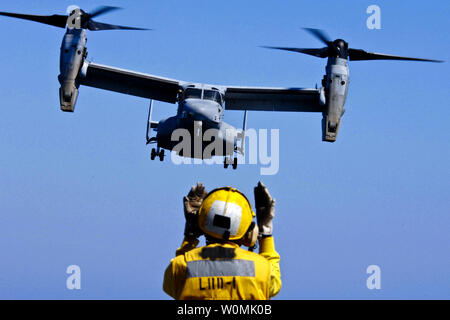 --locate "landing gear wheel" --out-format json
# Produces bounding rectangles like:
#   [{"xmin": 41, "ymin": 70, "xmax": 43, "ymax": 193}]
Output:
[
  {"xmin": 224, "ymin": 157, "xmax": 230, "ymax": 169},
  {"xmin": 151, "ymin": 148, "xmax": 157, "ymax": 160},
  {"xmin": 232, "ymin": 157, "xmax": 238, "ymax": 170},
  {"xmin": 159, "ymin": 149, "xmax": 165, "ymax": 161}
]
